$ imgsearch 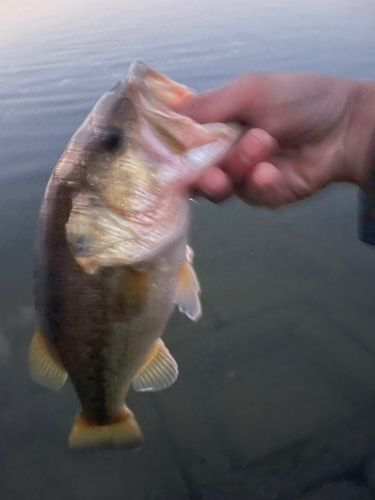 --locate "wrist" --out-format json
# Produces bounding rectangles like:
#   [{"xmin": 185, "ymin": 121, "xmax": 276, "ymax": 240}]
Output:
[{"xmin": 344, "ymin": 80, "xmax": 375, "ymax": 187}]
